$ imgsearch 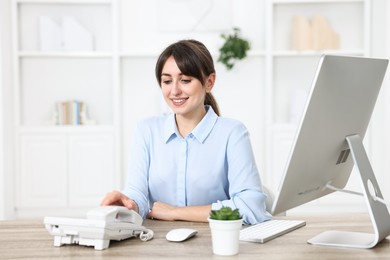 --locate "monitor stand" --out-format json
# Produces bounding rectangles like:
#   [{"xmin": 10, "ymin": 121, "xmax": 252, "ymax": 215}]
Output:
[{"xmin": 307, "ymin": 134, "xmax": 390, "ymax": 248}]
